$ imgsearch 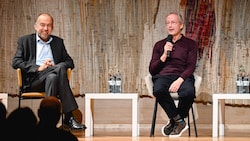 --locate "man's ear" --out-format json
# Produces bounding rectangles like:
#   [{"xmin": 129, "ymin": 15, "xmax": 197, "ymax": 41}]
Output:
[{"xmin": 180, "ymin": 23, "xmax": 184, "ymax": 31}]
